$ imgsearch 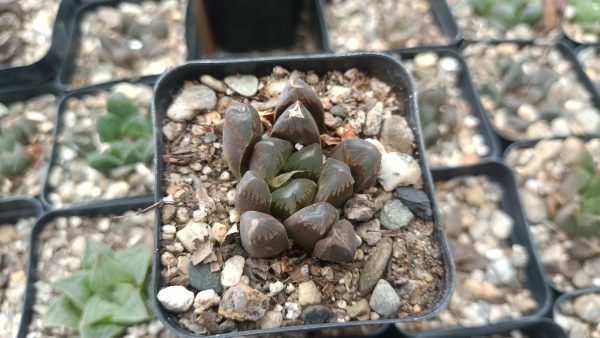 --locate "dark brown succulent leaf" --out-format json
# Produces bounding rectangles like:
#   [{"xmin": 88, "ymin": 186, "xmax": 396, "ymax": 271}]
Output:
[
  {"xmin": 330, "ymin": 138, "xmax": 382, "ymax": 192},
  {"xmin": 240, "ymin": 211, "xmax": 288, "ymax": 258},
  {"xmin": 271, "ymin": 101, "xmax": 321, "ymax": 146},
  {"xmin": 315, "ymin": 158, "xmax": 354, "ymax": 208},
  {"xmin": 271, "ymin": 178, "xmax": 317, "ymax": 220},
  {"xmin": 282, "ymin": 143, "xmax": 323, "ymax": 181},
  {"xmin": 248, "ymin": 138, "xmax": 293, "ymax": 181},
  {"xmin": 235, "ymin": 170, "xmax": 272, "ymax": 213},
  {"xmin": 222, "ymin": 103, "xmax": 263, "ymax": 179},
  {"xmin": 269, "ymin": 170, "xmax": 305, "ymax": 189},
  {"xmin": 283, "ymin": 202, "xmax": 339, "ymax": 251},
  {"xmin": 275, "ymin": 77, "xmax": 324, "ymax": 131},
  {"xmin": 313, "ymin": 219, "xmax": 358, "ymax": 263}
]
